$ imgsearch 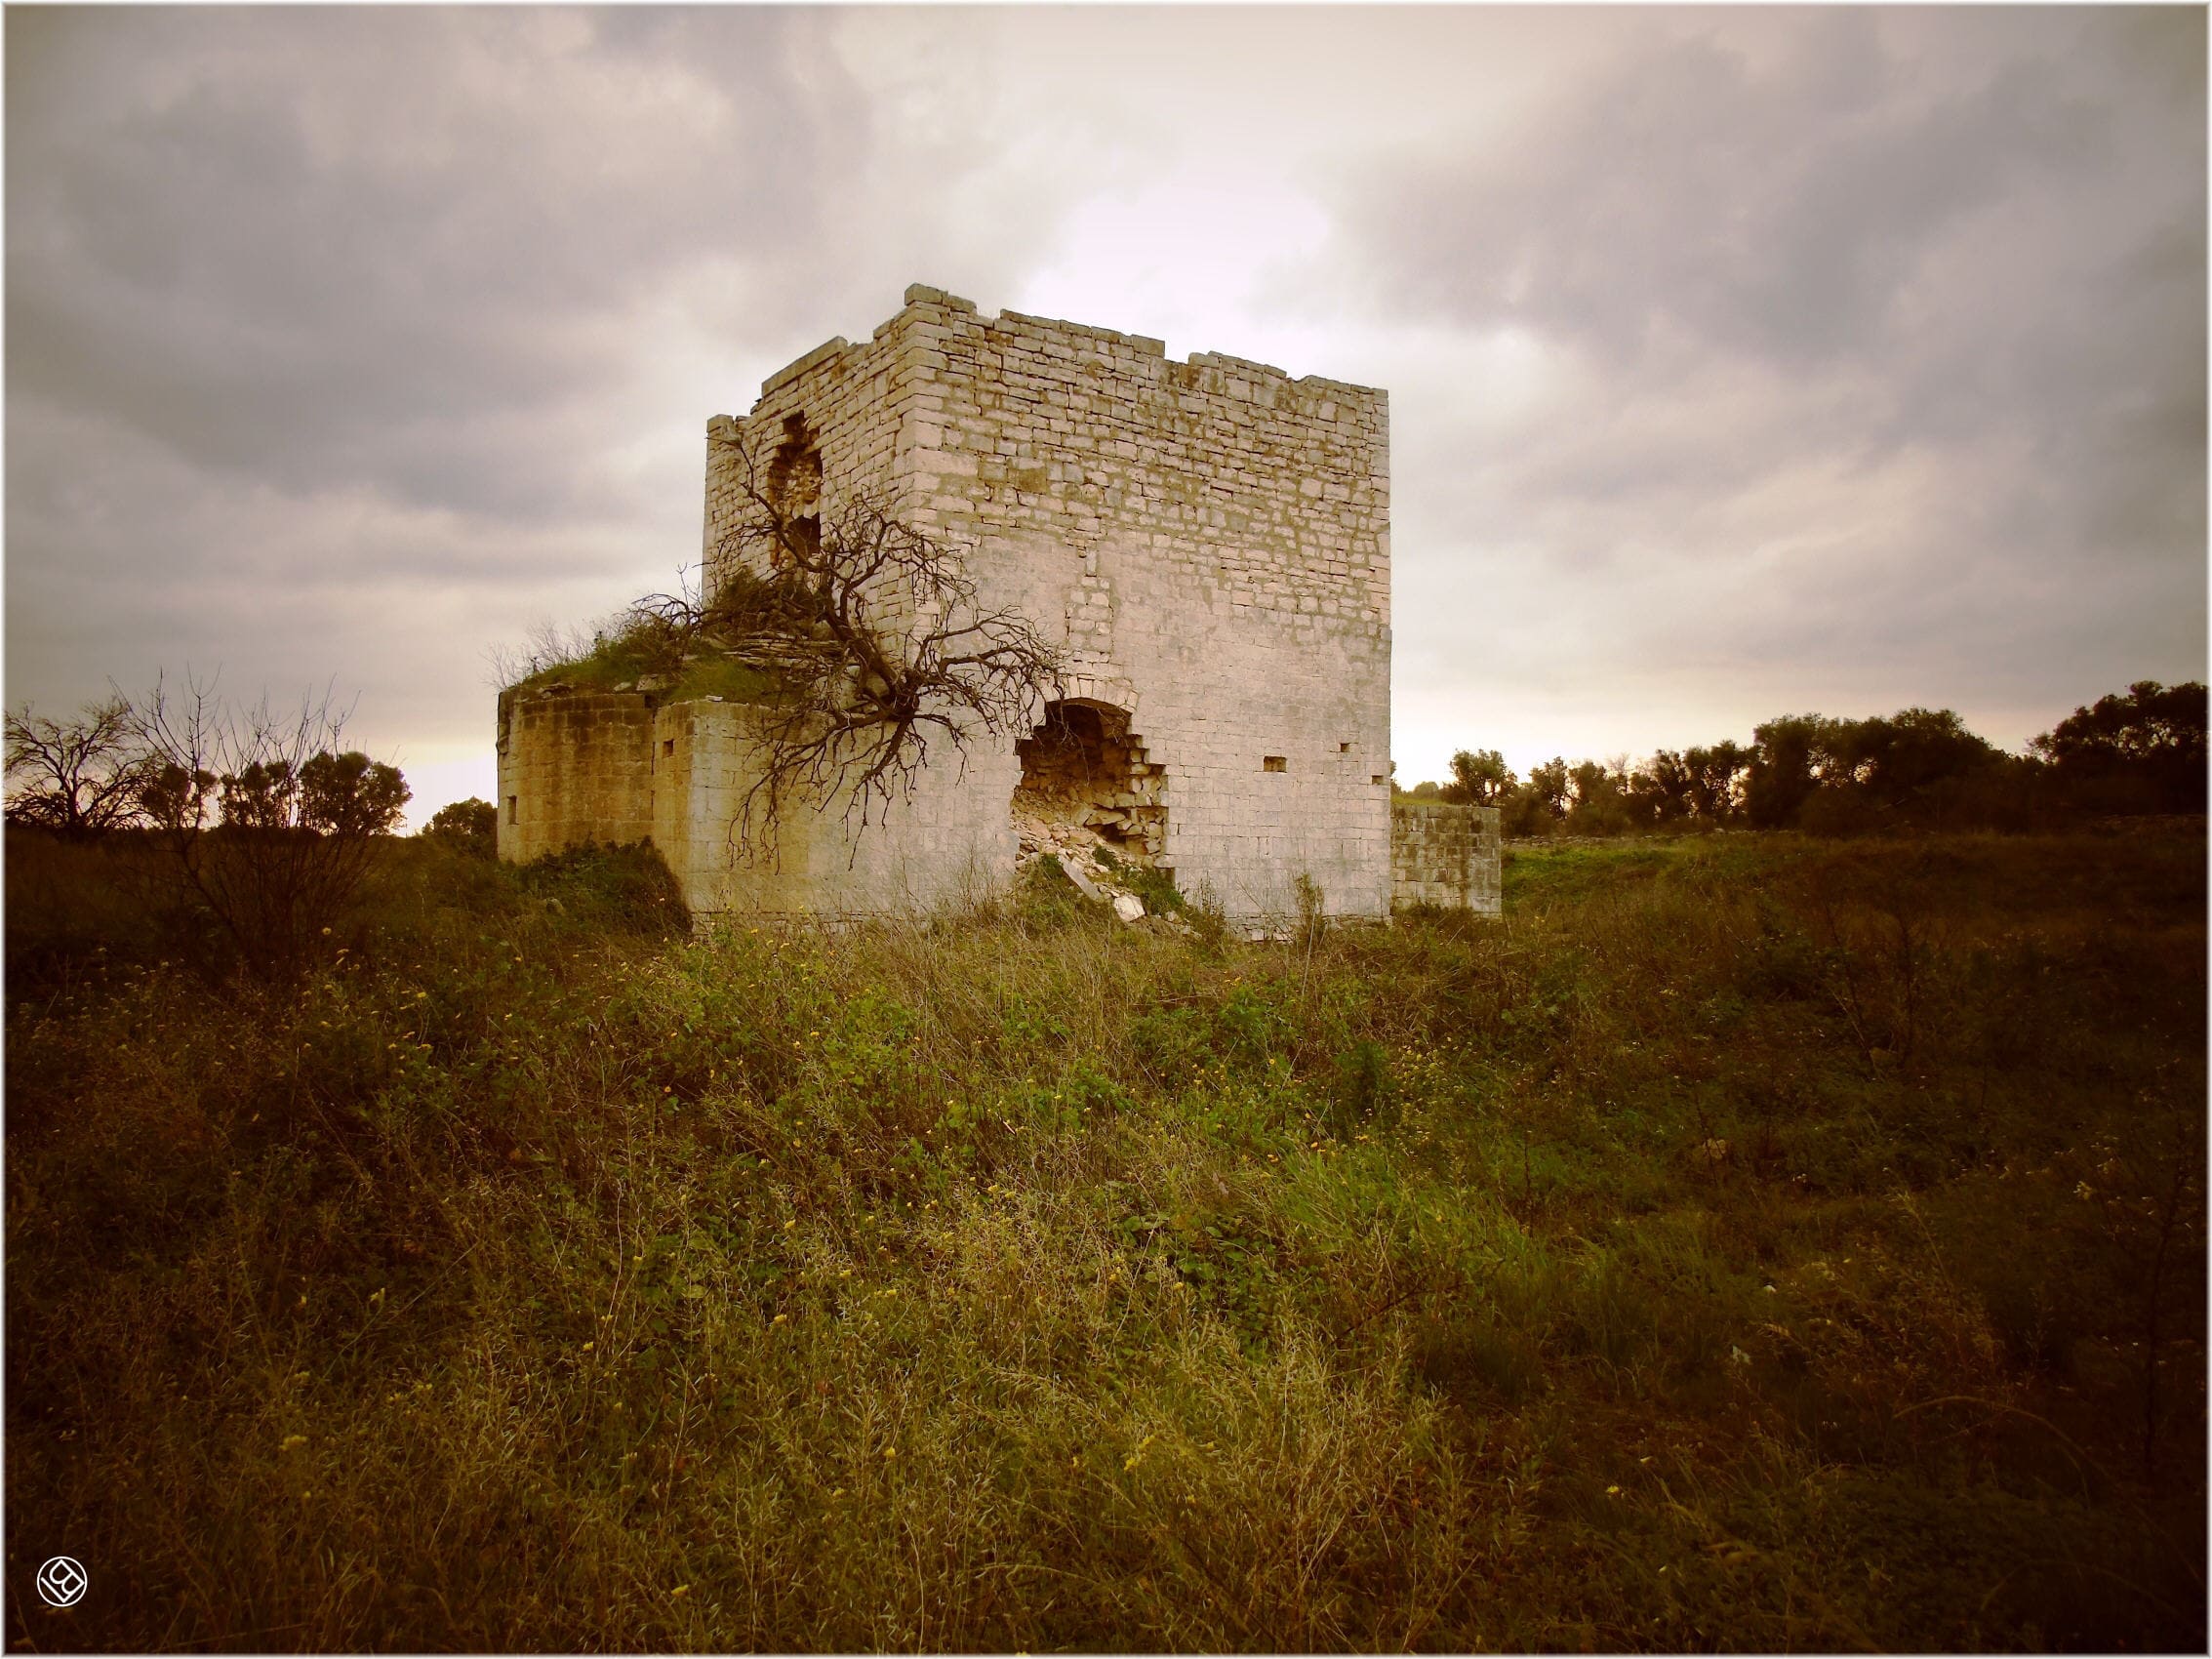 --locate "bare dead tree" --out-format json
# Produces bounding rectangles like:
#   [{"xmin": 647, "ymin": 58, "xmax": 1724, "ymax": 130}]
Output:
[
  {"xmin": 647, "ymin": 425, "xmax": 1066, "ymax": 860},
  {"xmin": 133, "ymin": 673, "xmax": 410, "ymax": 979},
  {"xmin": 3, "ymin": 695, "xmax": 152, "ymax": 837}
]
